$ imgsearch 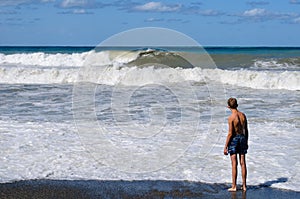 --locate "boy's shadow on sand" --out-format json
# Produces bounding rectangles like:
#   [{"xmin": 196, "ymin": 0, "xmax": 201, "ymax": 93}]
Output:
[
  {"xmin": 256, "ymin": 177, "xmax": 288, "ymax": 188},
  {"xmin": 0, "ymin": 177, "xmax": 298, "ymax": 199}
]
